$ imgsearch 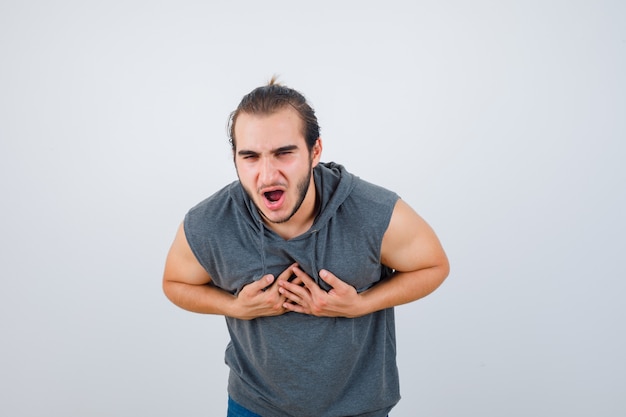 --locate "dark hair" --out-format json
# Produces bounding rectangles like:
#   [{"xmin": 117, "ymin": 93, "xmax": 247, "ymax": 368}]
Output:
[{"xmin": 227, "ymin": 76, "xmax": 320, "ymax": 151}]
